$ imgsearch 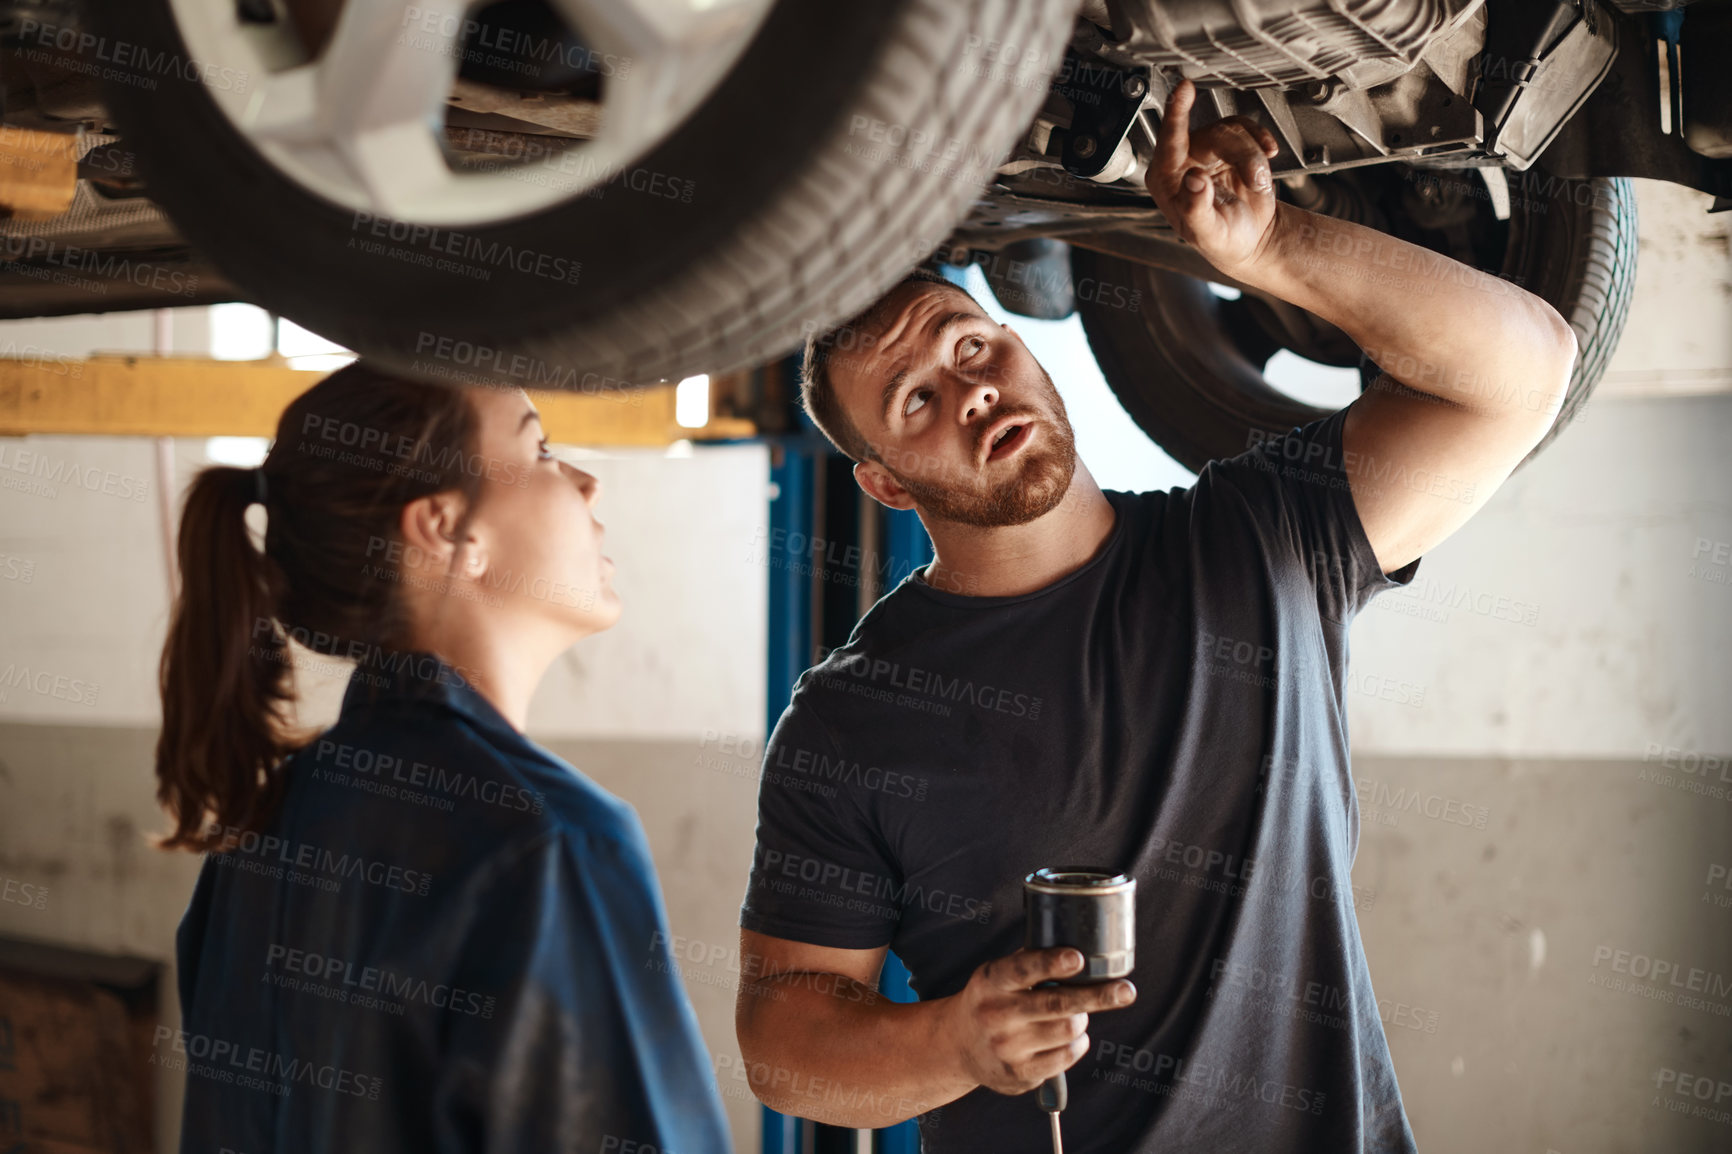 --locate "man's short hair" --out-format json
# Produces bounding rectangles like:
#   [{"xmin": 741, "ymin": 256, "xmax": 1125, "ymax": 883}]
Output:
[{"xmin": 801, "ymin": 267, "xmax": 974, "ymax": 463}]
